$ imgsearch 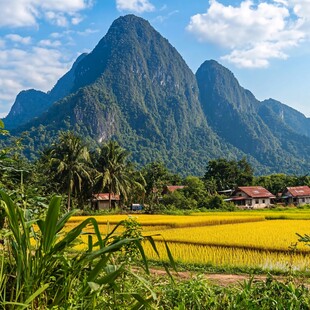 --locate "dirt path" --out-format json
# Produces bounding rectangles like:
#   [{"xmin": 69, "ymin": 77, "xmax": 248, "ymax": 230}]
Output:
[{"xmin": 146, "ymin": 268, "xmax": 286, "ymax": 287}]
